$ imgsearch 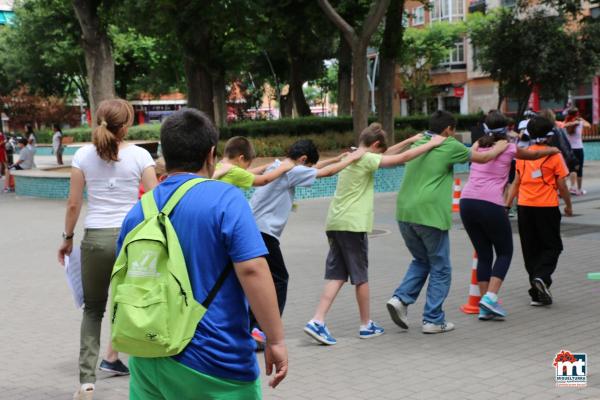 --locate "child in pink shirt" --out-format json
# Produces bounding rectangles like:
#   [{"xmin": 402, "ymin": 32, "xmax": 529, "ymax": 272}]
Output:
[{"xmin": 460, "ymin": 111, "xmax": 559, "ymax": 320}]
